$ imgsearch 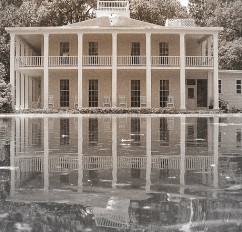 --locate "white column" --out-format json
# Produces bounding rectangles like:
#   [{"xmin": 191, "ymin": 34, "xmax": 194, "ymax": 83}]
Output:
[
  {"xmin": 112, "ymin": 33, "xmax": 118, "ymax": 107},
  {"xmin": 145, "ymin": 117, "xmax": 152, "ymax": 191},
  {"xmin": 44, "ymin": 117, "xmax": 49, "ymax": 192},
  {"xmin": 112, "ymin": 116, "xmax": 117, "ymax": 188},
  {"xmin": 78, "ymin": 117, "xmax": 83, "ymax": 192},
  {"xmin": 180, "ymin": 33, "xmax": 186, "ymax": 110},
  {"xmin": 207, "ymin": 37, "xmax": 212, "ymax": 57},
  {"xmin": 43, "ymin": 33, "xmax": 49, "ymax": 109},
  {"xmin": 201, "ymin": 41, "xmax": 207, "ymax": 57},
  {"xmin": 10, "ymin": 34, "xmax": 15, "ymax": 109},
  {"xmin": 20, "ymin": 42, "xmax": 25, "ymax": 109},
  {"xmin": 25, "ymin": 77, "xmax": 29, "ymax": 109},
  {"xmin": 213, "ymin": 116, "xmax": 219, "ymax": 197},
  {"xmin": 146, "ymin": 33, "xmax": 152, "ymax": 108},
  {"xmin": 180, "ymin": 117, "xmax": 186, "ymax": 194},
  {"xmin": 213, "ymin": 33, "xmax": 219, "ymax": 110},
  {"xmin": 78, "ymin": 33, "xmax": 83, "ymax": 108},
  {"xmin": 207, "ymin": 71, "xmax": 213, "ymax": 107},
  {"xmin": 15, "ymin": 38, "xmax": 20, "ymax": 109}
]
